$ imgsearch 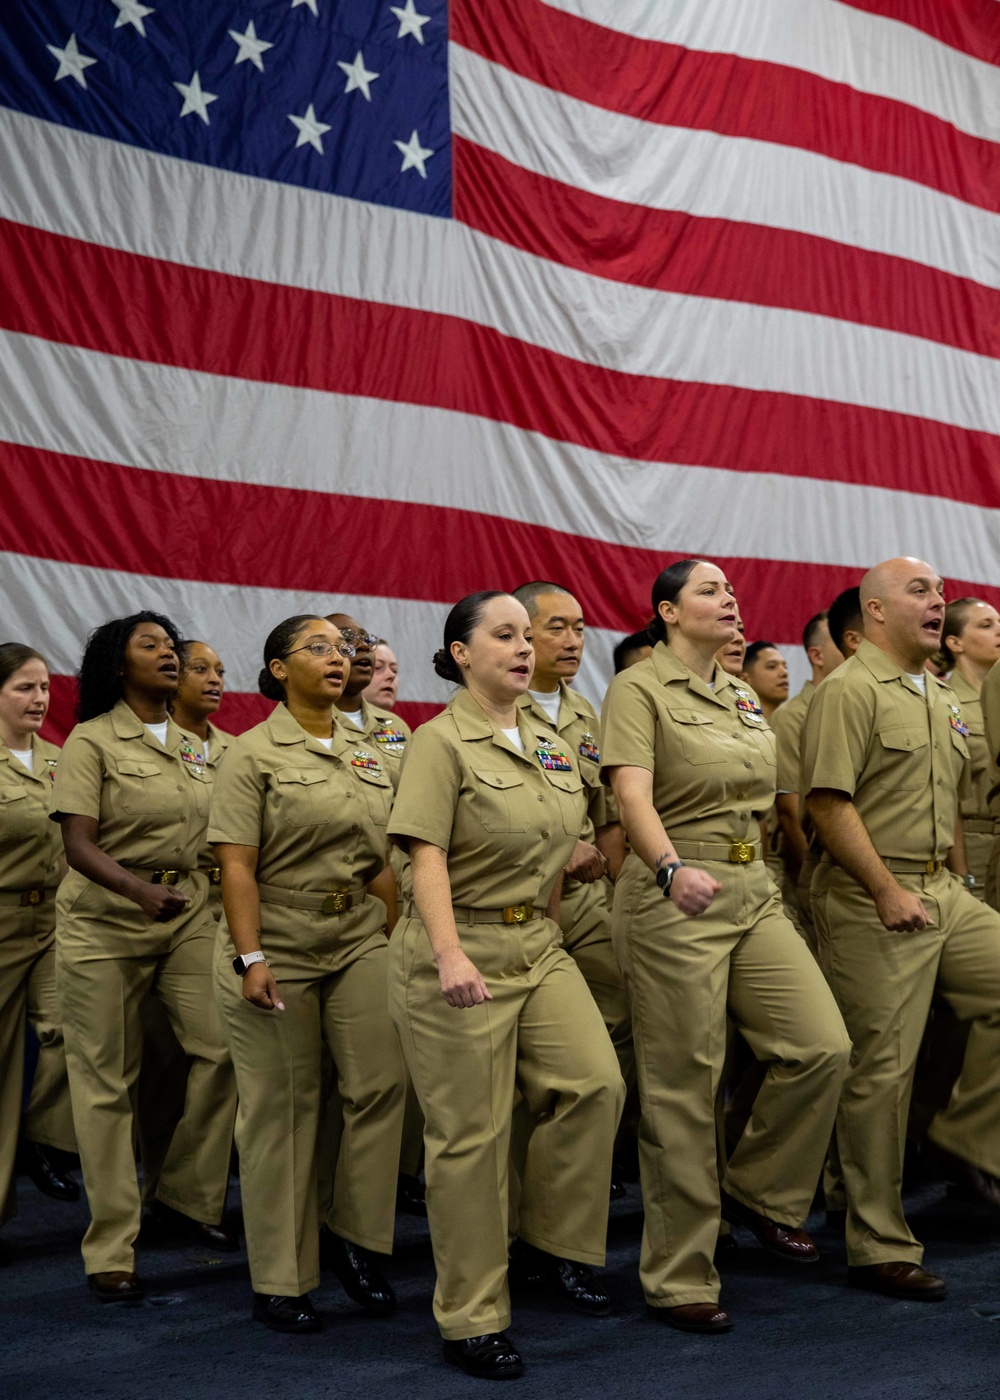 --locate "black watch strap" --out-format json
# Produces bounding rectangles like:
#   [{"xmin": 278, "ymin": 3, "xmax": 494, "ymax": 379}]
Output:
[{"xmin": 655, "ymin": 860, "xmax": 685, "ymax": 897}]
